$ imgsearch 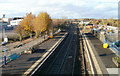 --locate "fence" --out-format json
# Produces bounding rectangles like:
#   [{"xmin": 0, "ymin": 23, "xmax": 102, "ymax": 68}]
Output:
[
  {"xmin": 0, "ymin": 29, "xmax": 62, "ymax": 67},
  {"xmin": 91, "ymin": 29, "xmax": 120, "ymax": 55}
]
